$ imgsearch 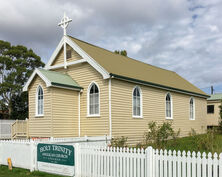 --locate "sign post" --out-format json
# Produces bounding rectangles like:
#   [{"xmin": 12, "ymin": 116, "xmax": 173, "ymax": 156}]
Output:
[{"xmin": 37, "ymin": 143, "xmax": 75, "ymax": 176}]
